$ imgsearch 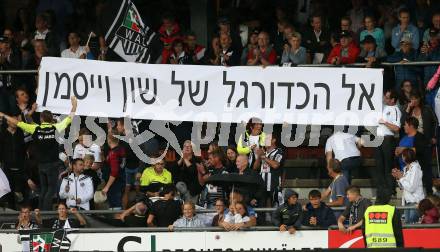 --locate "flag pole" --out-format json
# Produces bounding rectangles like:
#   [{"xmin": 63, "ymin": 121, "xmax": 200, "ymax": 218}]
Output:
[{"xmin": 85, "ymin": 32, "xmax": 94, "ymax": 47}]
